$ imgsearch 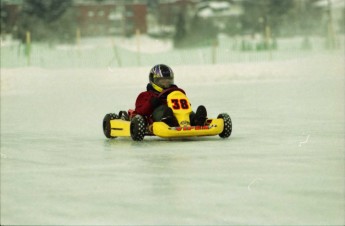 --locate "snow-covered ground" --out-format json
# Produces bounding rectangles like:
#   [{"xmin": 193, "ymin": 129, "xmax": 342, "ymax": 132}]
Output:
[{"xmin": 1, "ymin": 35, "xmax": 344, "ymax": 225}]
